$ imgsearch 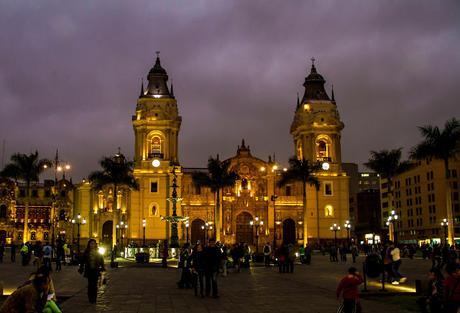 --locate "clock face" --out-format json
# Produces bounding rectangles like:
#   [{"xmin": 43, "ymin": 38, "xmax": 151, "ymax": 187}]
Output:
[
  {"xmin": 152, "ymin": 159, "xmax": 161, "ymax": 168},
  {"xmin": 322, "ymin": 162, "xmax": 330, "ymax": 171}
]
